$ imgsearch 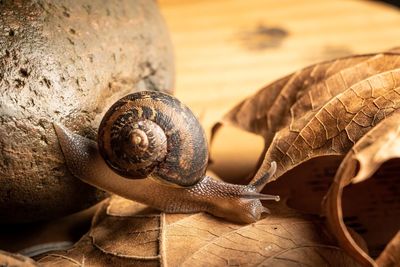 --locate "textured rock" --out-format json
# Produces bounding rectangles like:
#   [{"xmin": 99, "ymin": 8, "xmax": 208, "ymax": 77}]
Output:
[{"xmin": 0, "ymin": 0, "xmax": 174, "ymax": 223}]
